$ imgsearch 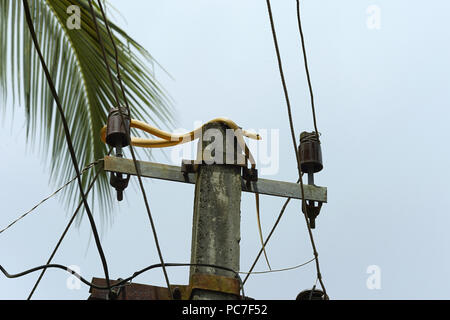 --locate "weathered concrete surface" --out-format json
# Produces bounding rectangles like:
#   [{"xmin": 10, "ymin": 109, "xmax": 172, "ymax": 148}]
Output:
[{"xmin": 189, "ymin": 122, "xmax": 242, "ymax": 300}]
